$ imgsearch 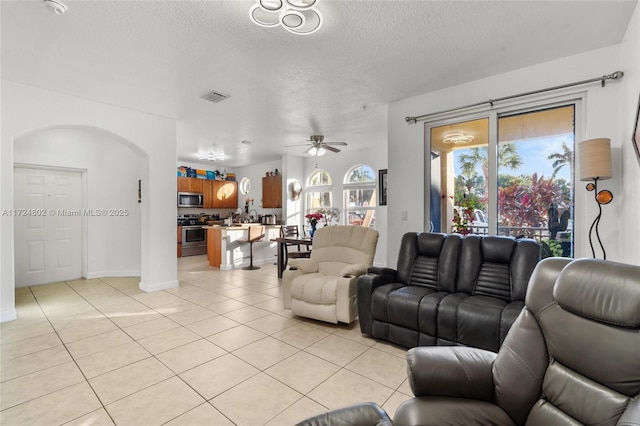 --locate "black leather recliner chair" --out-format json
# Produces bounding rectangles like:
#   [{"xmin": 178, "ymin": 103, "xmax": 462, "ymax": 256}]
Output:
[
  {"xmin": 358, "ymin": 232, "xmax": 540, "ymax": 352},
  {"xmin": 298, "ymin": 258, "xmax": 640, "ymax": 425}
]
